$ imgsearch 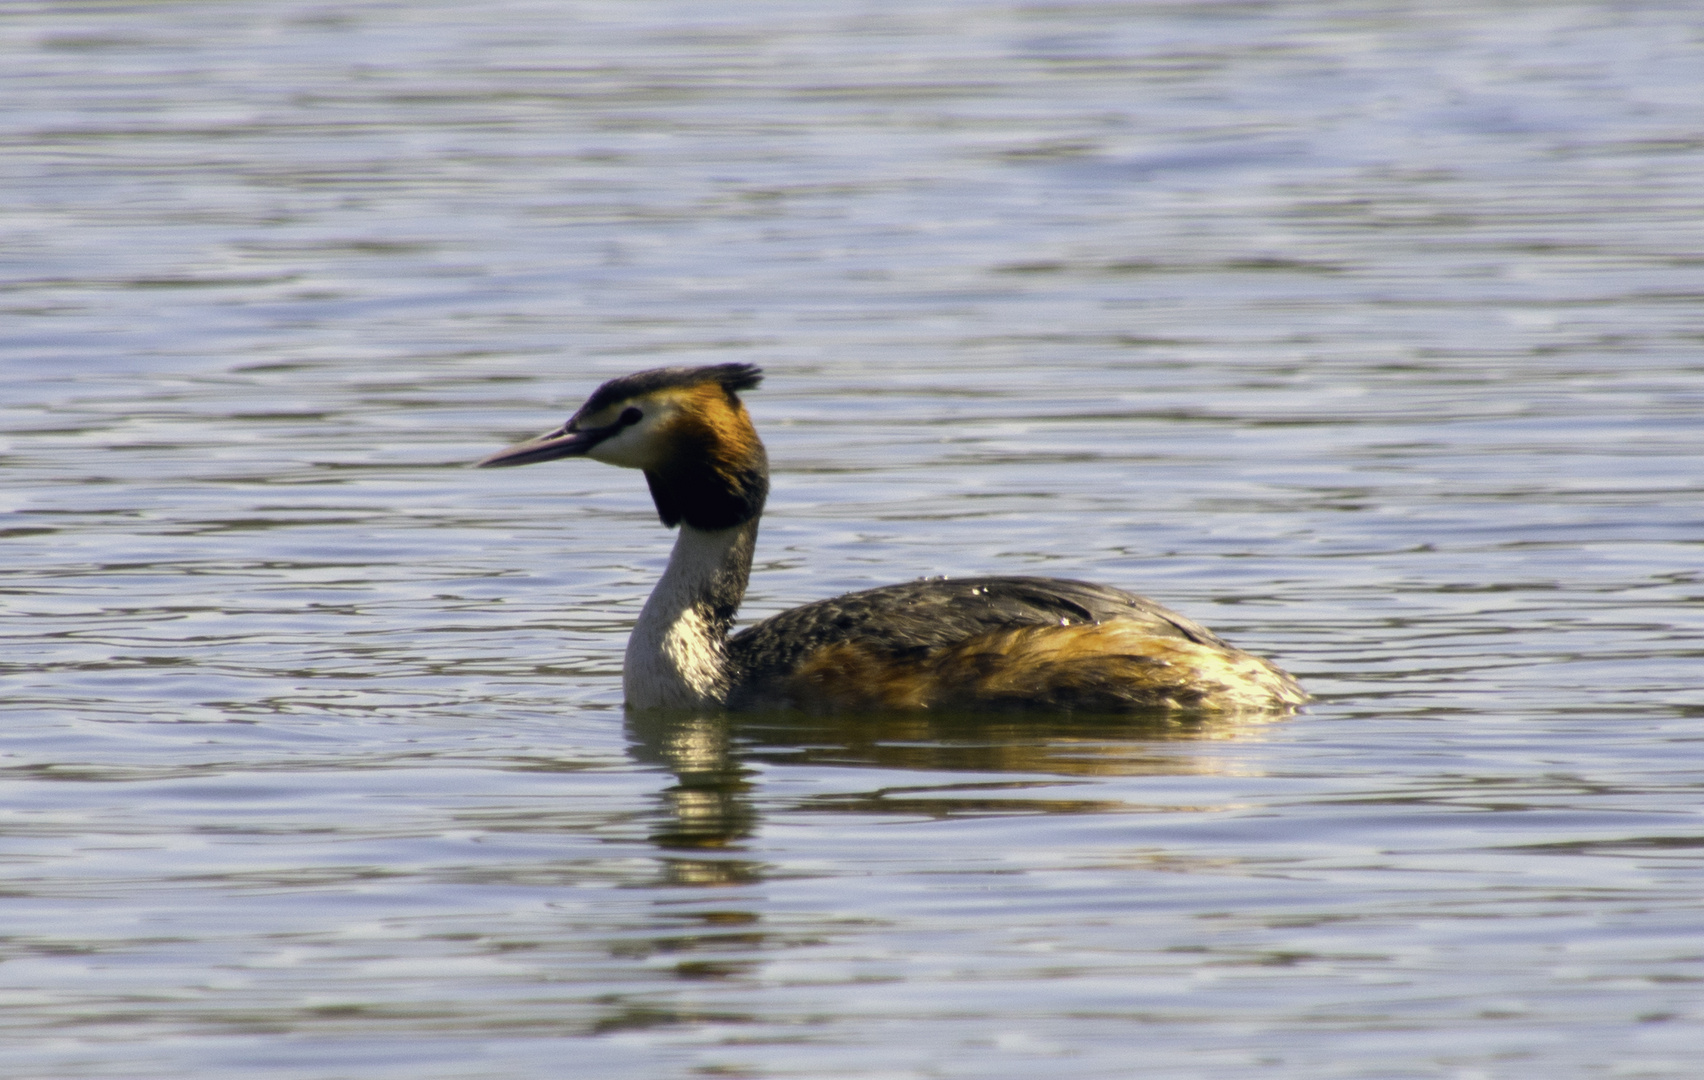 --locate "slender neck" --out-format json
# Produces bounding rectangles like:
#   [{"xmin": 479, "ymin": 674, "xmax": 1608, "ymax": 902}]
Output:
[{"xmin": 623, "ymin": 518, "xmax": 759, "ymax": 710}]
